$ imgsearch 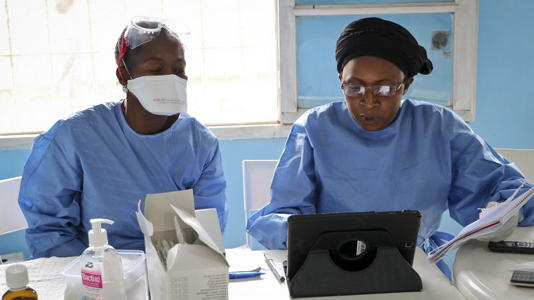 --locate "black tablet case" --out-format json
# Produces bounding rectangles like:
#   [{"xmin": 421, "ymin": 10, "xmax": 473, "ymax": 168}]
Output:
[{"xmin": 286, "ymin": 210, "xmax": 422, "ymax": 297}]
